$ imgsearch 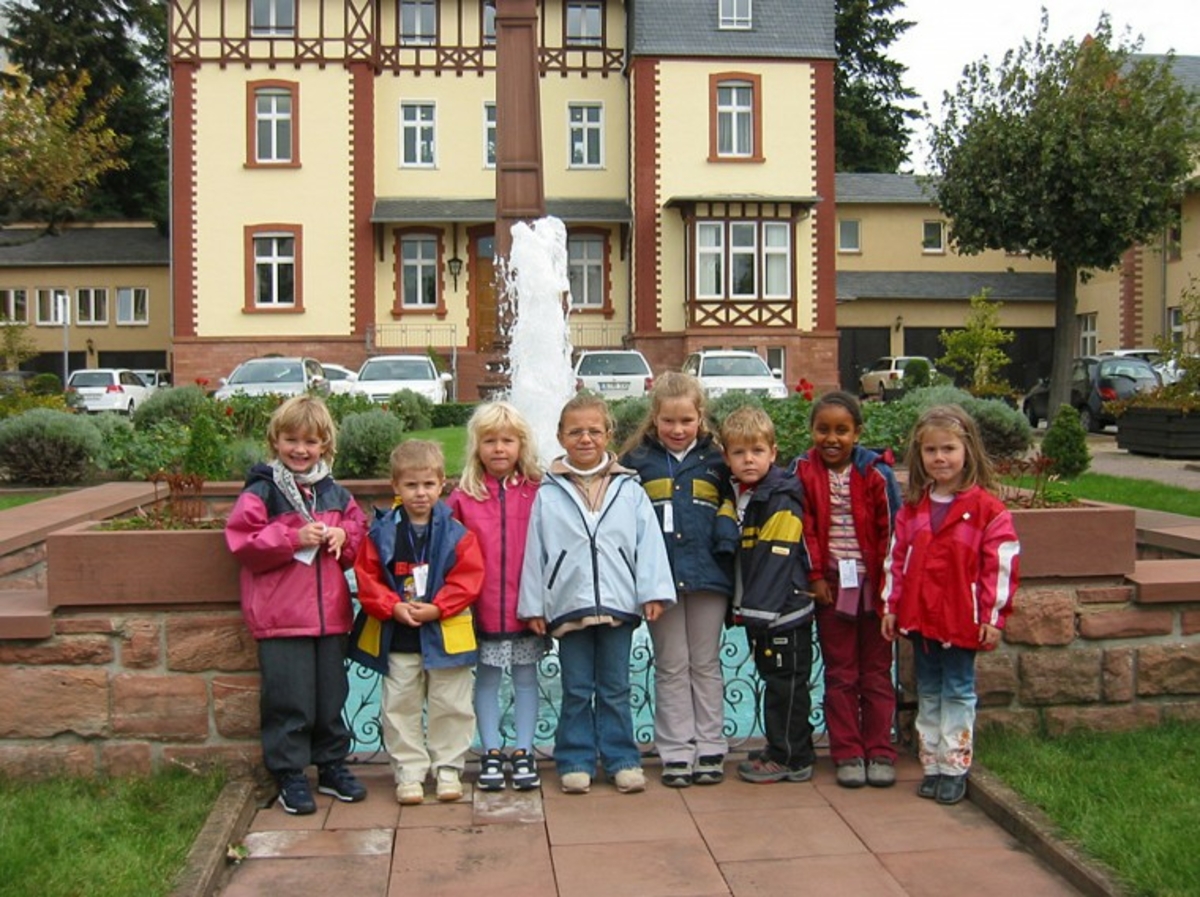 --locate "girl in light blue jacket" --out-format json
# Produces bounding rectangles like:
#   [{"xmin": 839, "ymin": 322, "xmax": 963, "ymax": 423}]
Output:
[{"xmin": 518, "ymin": 393, "xmax": 675, "ymax": 796}]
